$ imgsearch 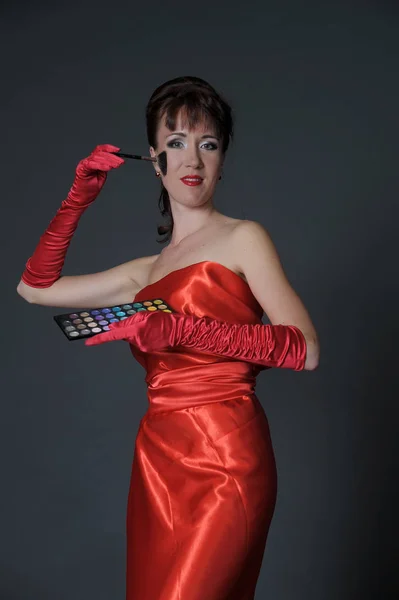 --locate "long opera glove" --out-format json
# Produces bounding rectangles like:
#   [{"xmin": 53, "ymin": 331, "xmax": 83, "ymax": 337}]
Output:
[
  {"xmin": 85, "ymin": 311, "xmax": 307, "ymax": 372},
  {"xmin": 20, "ymin": 144, "xmax": 124, "ymax": 288},
  {"xmin": 175, "ymin": 314, "xmax": 307, "ymax": 371}
]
